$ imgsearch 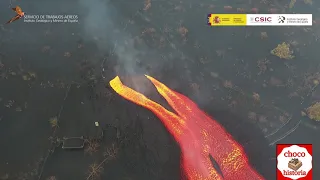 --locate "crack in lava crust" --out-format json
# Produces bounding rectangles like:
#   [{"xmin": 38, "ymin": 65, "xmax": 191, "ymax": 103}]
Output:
[{"xmin": 110, "ymin": 75, "xmax": 265, "ymax": 180}]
